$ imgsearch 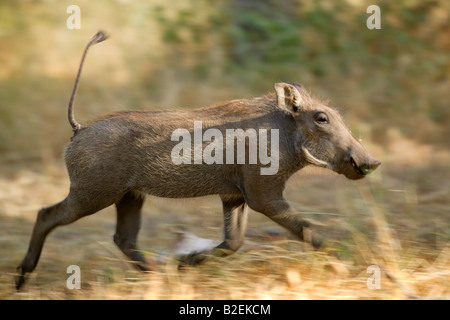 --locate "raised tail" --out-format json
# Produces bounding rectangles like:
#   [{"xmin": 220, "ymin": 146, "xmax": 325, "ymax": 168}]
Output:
[{"xmin": 68, "ymin": 31, "xmax": 109, "ymax": 132}]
